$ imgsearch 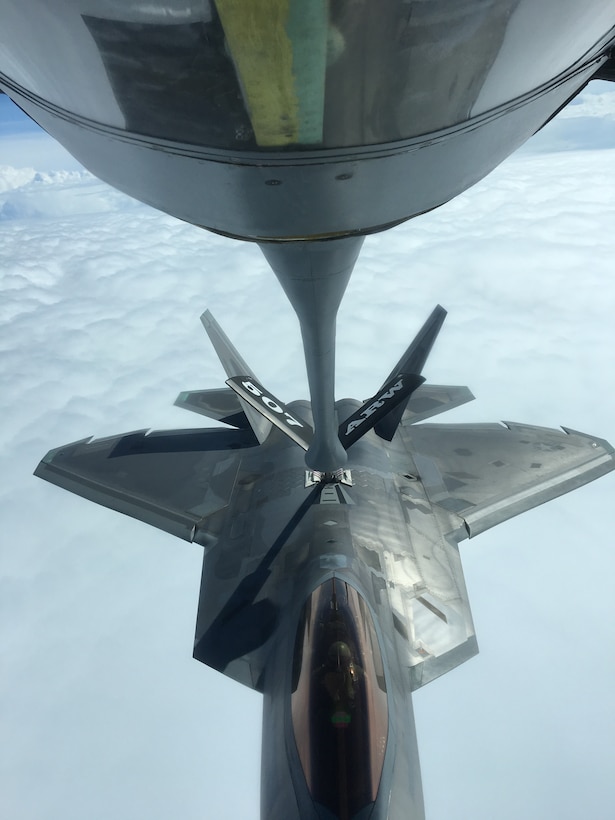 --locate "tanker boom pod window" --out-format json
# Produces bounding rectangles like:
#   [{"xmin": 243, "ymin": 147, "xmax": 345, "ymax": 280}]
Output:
[
  {"xmin": 291, "ymin": 579, "xmax": 388, "ymax": 818},
  {"xmin": 83, "ymin": 1, "xmax": 521, "ymax": 151}
]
